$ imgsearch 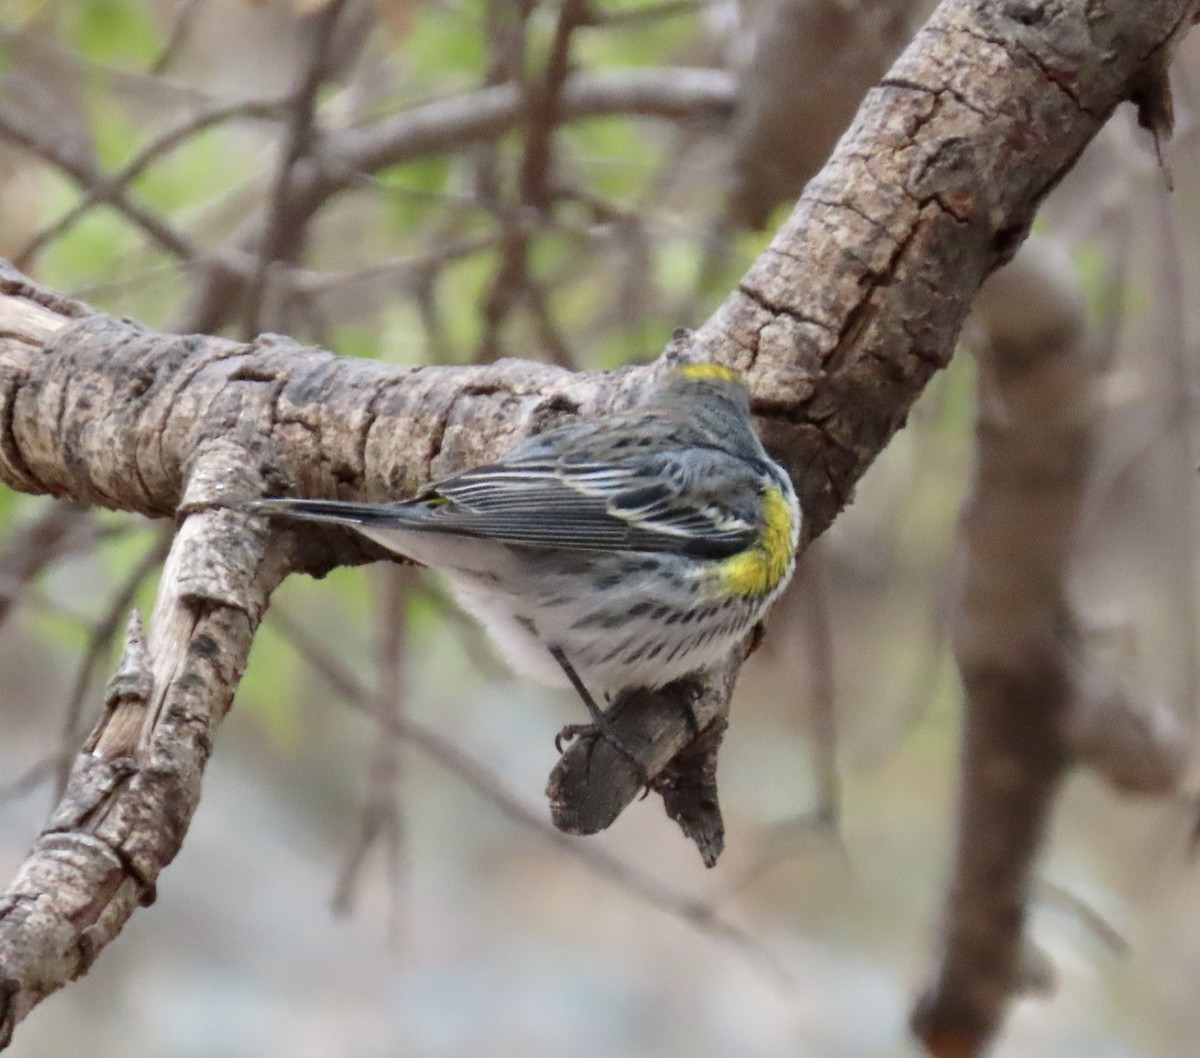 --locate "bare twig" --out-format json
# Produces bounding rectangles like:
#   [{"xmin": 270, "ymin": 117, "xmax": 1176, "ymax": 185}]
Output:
[
  {"xmin": 0, "ymin": 114, "xmax": 199, "ymax": 262},
  {"xmin": 269, "ymin": 601, "xmax": 790, "ymax": 983},
  {"xmin": 241, "ymin": 0, "xmax": 350, "ymax": 336},
  {"xmin": 150, "ymin": 0, "xmax": 207, "ymax": 75},
  {"xmin": 179, "ymin": 67, "xmax": 735, "ymax": 333},
  {"xmin": 14, "ymin": 97, "xmax": 287, "ymax": 270},
  {"xmin": 519, "ymin": 0, "xmax": 587, "ymax": 209},
  {"xmin": 715, "ymin": 812, "xmax": 849, "ymax": 903},
  {"xmin": 0, "ymin": 751, "xmax": 73, "ymax": 805},
  {"xmin": 476, "ymin": 0, "xmax": 591, "ymax": 365},
  {"xmin": 0, "ymin": 502, "xmax": 92, "ymax": 630},
  {"xmin": 587, "ymin": 0, "xmax": 717, "ymax": 28},
  {"xmin": 475, "ymin": 0, "xmax": 540, "ymax": 364},
  {"xmin": 330, "ymin": 565, "xmax": 412, "ymax": 941},
  {"xmin": 1036, "ymin": 878, "xmax": 1130, "ymax": 957},
  {"xmin": 293, "ymin": 234, "xmax": 498, "ymax": 298}
]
